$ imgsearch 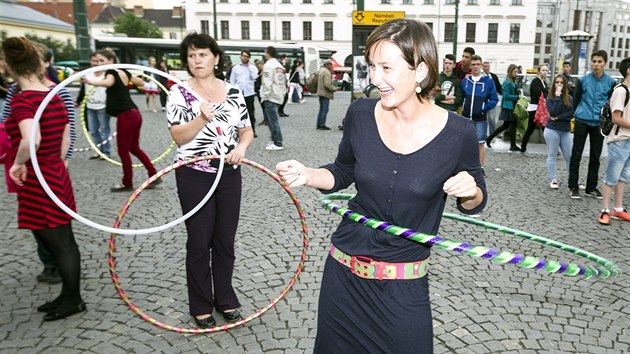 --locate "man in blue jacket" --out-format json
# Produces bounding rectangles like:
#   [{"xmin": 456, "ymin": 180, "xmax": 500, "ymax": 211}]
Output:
[
  {"xmin": 460, "ymin": 55, "xmax": 498, "ymax": 174},
  {"xmin": 569, "ymin": 50, "xmax": 617, "ymax": 199}
]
